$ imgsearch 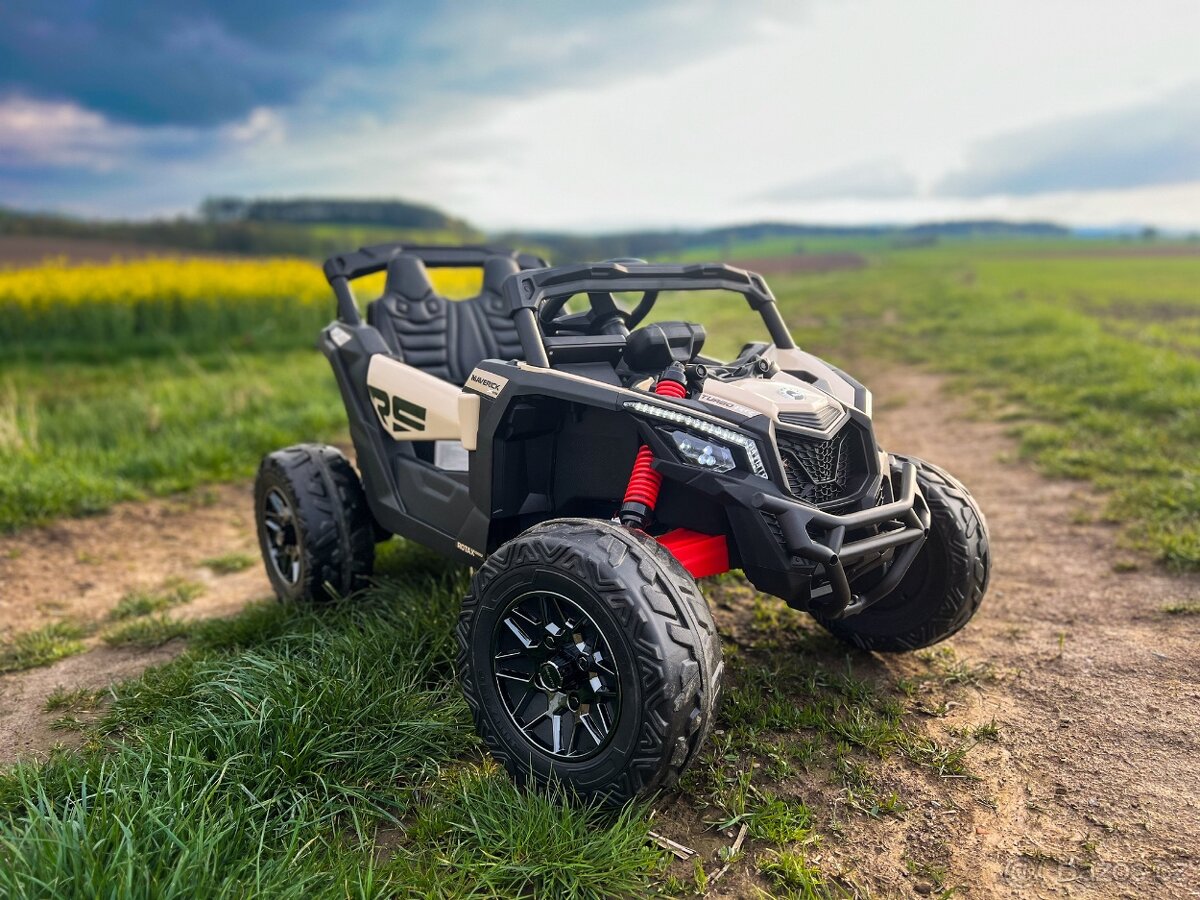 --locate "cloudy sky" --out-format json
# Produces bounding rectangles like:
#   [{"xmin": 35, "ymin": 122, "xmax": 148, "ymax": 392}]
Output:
[{"xmin": 2, "ymin": 0, "xmax": 1199, "ymax": 230}]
